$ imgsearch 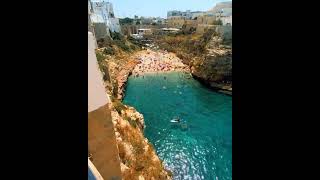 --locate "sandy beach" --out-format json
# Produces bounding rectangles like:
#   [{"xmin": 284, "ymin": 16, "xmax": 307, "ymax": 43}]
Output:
[{"xmin": 131, "ymin": 49, "xmax": 189, "ymax": 76}]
